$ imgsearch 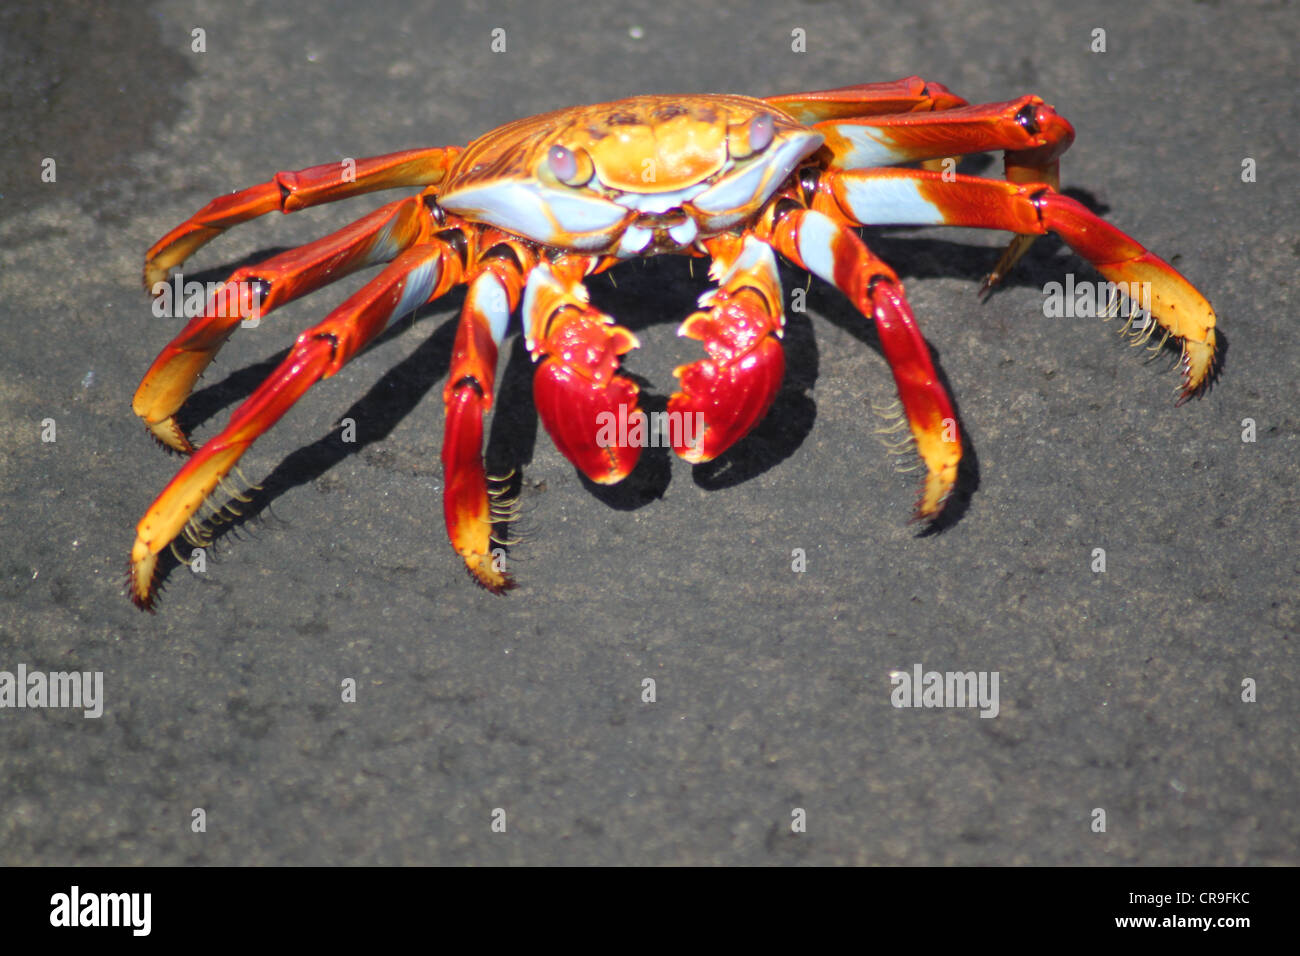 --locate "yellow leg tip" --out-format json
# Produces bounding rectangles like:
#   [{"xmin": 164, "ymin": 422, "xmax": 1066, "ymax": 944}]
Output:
[
  {"xmin": 145, "ymin": 417, "xmax": 195, "ymax": 453},
  {"xmin": 463, "ymin": 552, "xmax": 515, "ymax": 595},
  {"xmin": 1181, "ymin": 334, "xmax": 1216, "ymax": 397},
  {"xmin": 129, "ymin": 547, "xmax": 159, "ymax": 611},
  {"xmin": 915, "ymin": 462, "xmax": 957, "ymax": 520}
]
